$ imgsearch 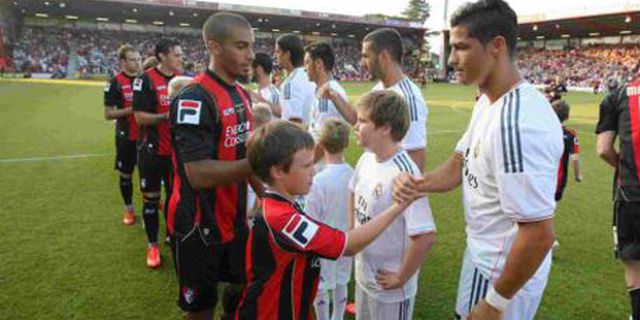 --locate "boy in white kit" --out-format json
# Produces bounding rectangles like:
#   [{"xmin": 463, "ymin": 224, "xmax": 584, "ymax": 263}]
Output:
[
  {"xmin": 350, "ymin": 90, "xmax": 437, "ymax": 320},
  {"xmin": 306, "ymin": 118, "xmax": 354, "ymax": 320}
]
